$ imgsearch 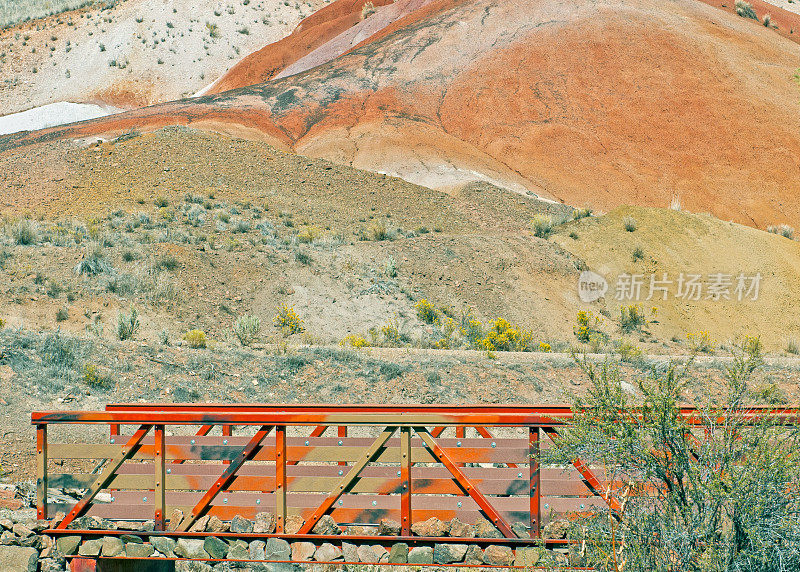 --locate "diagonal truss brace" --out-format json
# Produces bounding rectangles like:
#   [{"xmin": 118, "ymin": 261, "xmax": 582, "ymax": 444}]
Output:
[
  {"xmin": 542, "ymin": 426, "xmax": 622, "ymax": 513},
  {"xmin": 178, "ymin": 425, "xmax": 274, "ymax": 532},
  {"xmin": 415, "ymin": 427, "xmax": 515, "ymax": 538},
  {"xmin": 56, "ymin": 424, "xmax": 153, "ymax": 530},
  {"xmin": 298, "ymin": 427, "xmax": 397, "ymax": 534}
]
